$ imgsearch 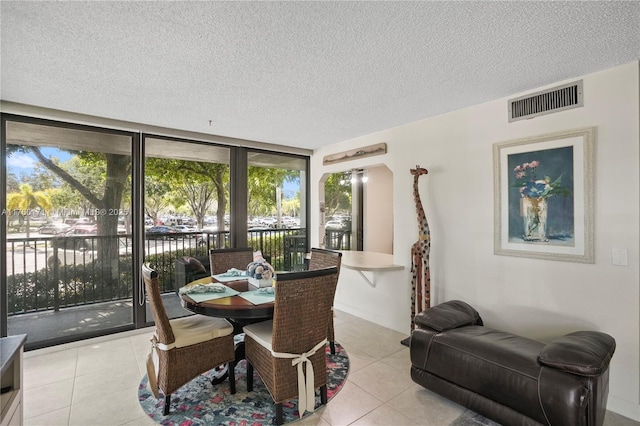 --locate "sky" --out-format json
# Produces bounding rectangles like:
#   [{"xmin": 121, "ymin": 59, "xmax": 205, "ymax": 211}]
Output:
[
  {"xmin": 7, "ymin": 152, "xmax": 37, "ymax": 170},
  {"xmin": 7, "ymin": 147, "xmax": 72, "ymax": 176}
]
